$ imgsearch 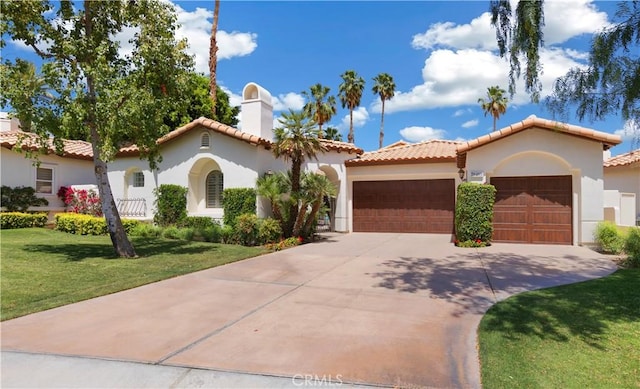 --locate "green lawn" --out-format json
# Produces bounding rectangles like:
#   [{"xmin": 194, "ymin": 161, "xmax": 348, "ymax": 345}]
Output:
[
  {"xmin": 1, "ymin": 228, "xmax": 266, "ymax": 321},
  {"xmin": 479, "ymin": 269, "xmax": 640, "ymax": 388}
]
